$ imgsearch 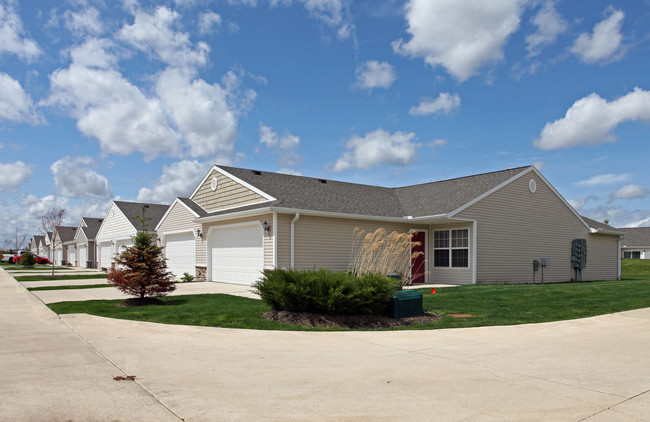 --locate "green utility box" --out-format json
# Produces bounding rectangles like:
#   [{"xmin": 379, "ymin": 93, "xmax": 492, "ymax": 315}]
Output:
[{"xmin": 389, "ymin": 290, "xmax": 424, "ymax": 318}]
